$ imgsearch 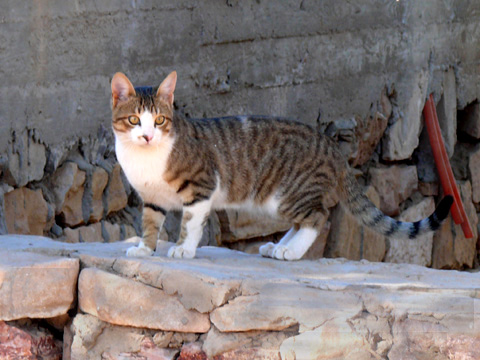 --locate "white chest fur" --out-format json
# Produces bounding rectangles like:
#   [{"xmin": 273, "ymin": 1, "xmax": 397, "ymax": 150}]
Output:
[{"xmin": 115, "ymin": 135, "xmax": 183, "ymax": 210}]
